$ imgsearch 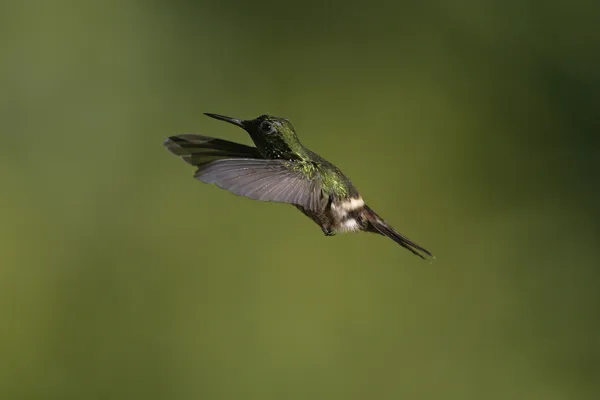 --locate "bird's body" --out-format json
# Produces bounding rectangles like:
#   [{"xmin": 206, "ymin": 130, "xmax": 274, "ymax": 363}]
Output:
[{"xmin": 165, "ymin": 113, "xmax": 432, "ymax": 259}]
